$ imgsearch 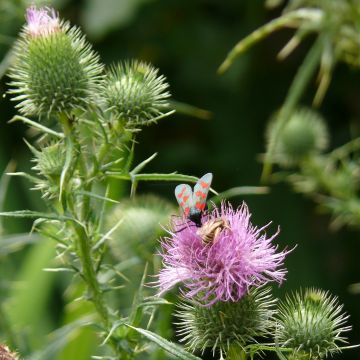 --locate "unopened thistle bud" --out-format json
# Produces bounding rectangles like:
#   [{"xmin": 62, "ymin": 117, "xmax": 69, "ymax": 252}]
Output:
[
  {"xmin": 103, "ymin": 60, "xmax": 171, "ymax": 126},
  {"xmin": 8, "ymin": 6, "xmax": 103, "ymax": 118},
  {"xmin": 275, "ymin": 288, "xmax": 351, "ymax": 359},
  {"xmin": 106, "ymin": 195, "xmax": 175, "ymax": 260},
  {"xmin": 176, "ymin": 287, "xmax": 275, "ymax": 357},
  {"xmin": 29, "ymin": 141, "xmax": 67, "ymax": 198},
  {"xmin": 267, "ymin": 108, "xmax": 329, "ymax": 166},
  {"xmin": 32, "ymin": 141, "xmax": 66, "ymax": 178}
]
